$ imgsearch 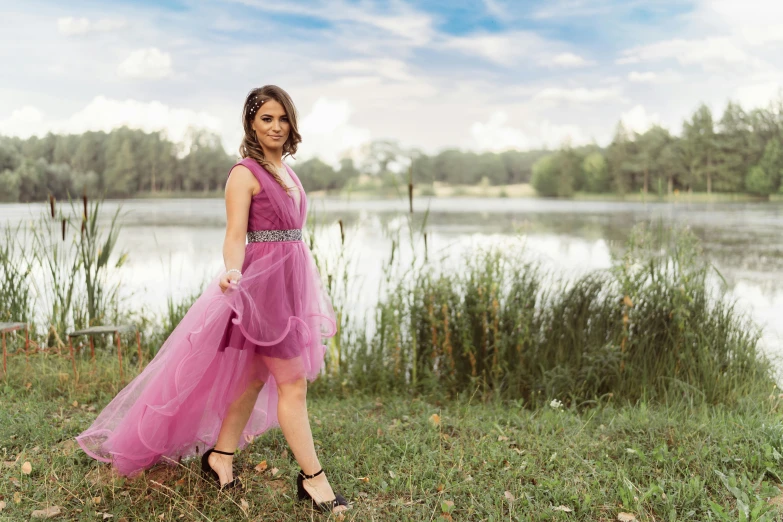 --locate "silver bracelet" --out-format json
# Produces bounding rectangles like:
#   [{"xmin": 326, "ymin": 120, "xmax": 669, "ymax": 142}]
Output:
[{"xmin": 226, "ymin": 268, "xmax": 242, "ymax": 277}]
